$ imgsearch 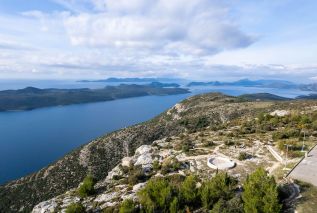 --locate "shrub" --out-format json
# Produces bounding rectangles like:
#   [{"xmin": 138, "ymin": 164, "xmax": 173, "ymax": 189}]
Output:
[
  {"xmin": 195, "ymin": 117, "xmax": 210, "ymax": 129},
  {"xmin": 210, "ymin": 196, "xmax": 243, "ymax": 213},
  {"xmin": 169, "ymin": 197, "xmax": 179, "ymax": 213},
  {"xmin": 242, "ymin": 168, "xmax": 281, "ymax": 213},
  {"xmin": 152, "ymin": 160, "xmax": 161, "ymax": 171},
  {"xmin": 273, "ymin": 128, "xmax": 300, "ymax": 140},
  {"xmin": 65, "ymin": 203, "xmax": 85, "ymax": 213},
  {"xmin": 238, "ymin": 152, "xmax": 248, "ymax": 161},
  {"xmin": 225, "ymin": 140, "xmax": 234, "ymax": 146},
  {"xmin": 119, "ymin": 199, "xmax": 137, "ymax": 213},
  {"xmin": 78, "ymin": 175, "xmax": 96, "ymax": 198},
  {"xmin": 182, "ymin": 139, "xmax": 194, "ymax": 153},
  {"xmin": 127, "ymin": 166, "xmax": 146, "ymax": 185},
  {"xmin": 180, "ymin": 175, "xmax": 199, "ymax": 206},
  {"xmin": 201, "ymin": 173, "xmax": 236, "ymax": 210},
  {"xmin": 312, "ymin": 120, "xmax": 317, "ymax": 131},
  {"xmin": 161, "ymin": 158, "xmax": 181, "ymax": 175},
  {"xmin": 138, "ymin": 178, "xmax": 173, "ymax": 212},
  {"xmin": 203, "ymin": 140, "xmax": 215, "ymax": 147},
  {"xmin": 179, "ymin": 116, "xmax": 210, "ymax": 132},
  {"xmin": 103, "ymin": 206, "xmax": 119, "ymax": 213}
]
